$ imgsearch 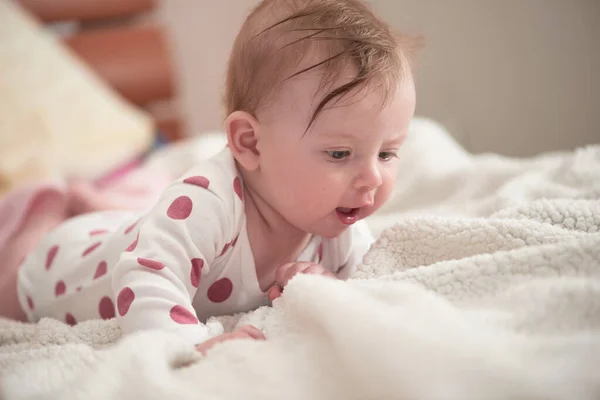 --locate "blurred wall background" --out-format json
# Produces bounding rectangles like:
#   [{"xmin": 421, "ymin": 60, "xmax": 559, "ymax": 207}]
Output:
[{"xmin": 157, "ymin": 0, "xmax": 600, "ymax": 156}]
